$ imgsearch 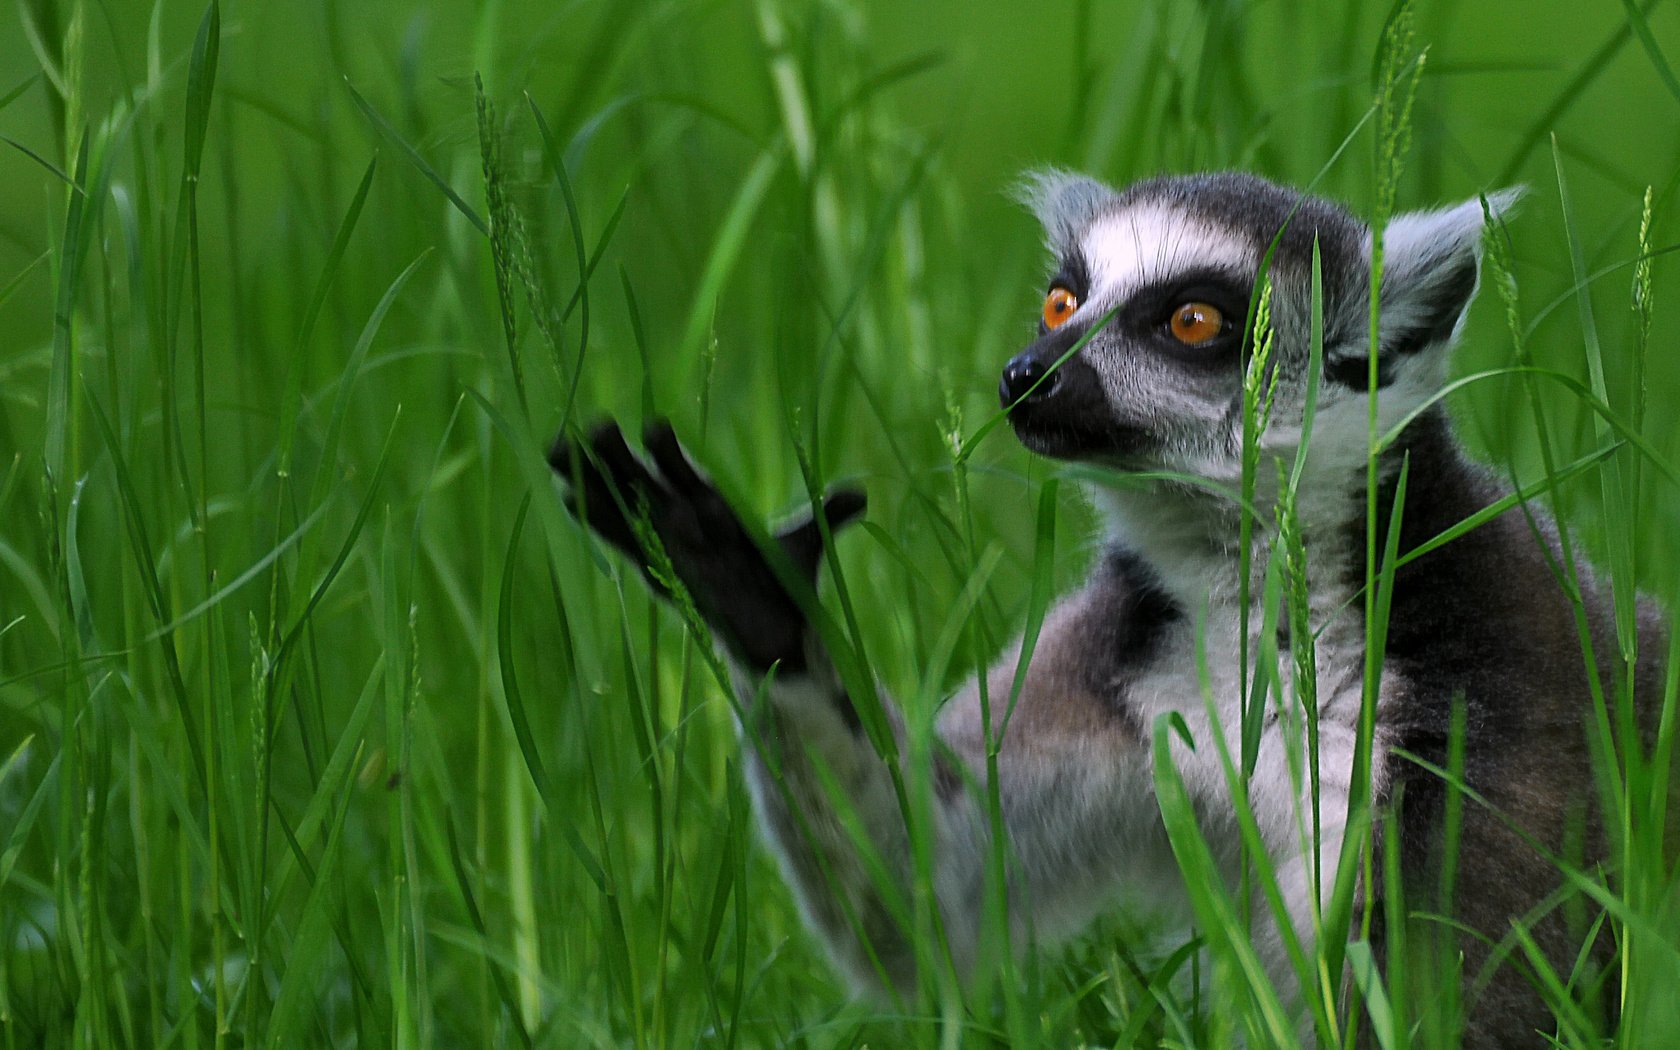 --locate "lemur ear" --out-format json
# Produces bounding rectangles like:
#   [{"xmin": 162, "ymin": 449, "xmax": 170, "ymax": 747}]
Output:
[
  {"xmin": 1375, "ymin": 187, "xmax": 1524, "ymax": 360},
  {"xmin": 1017, "ymin": 169, "xmax": 1117, "ymax": 253}
]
